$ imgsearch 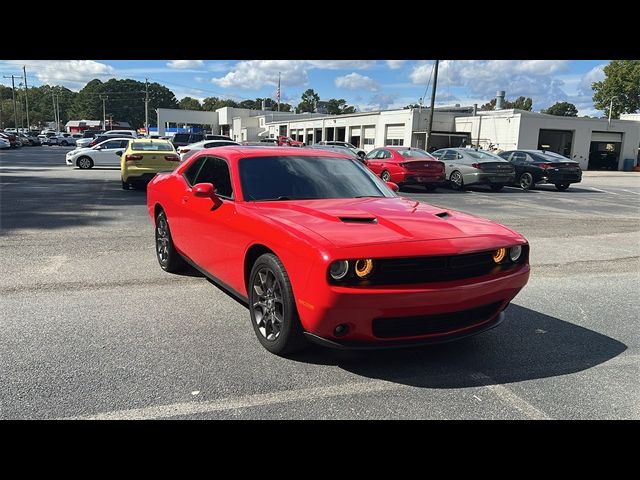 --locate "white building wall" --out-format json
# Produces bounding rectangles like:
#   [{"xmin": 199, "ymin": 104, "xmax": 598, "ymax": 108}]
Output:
[{"xmin": 454, "ymin": 112, "xmax": 521, "ymax": 151}]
